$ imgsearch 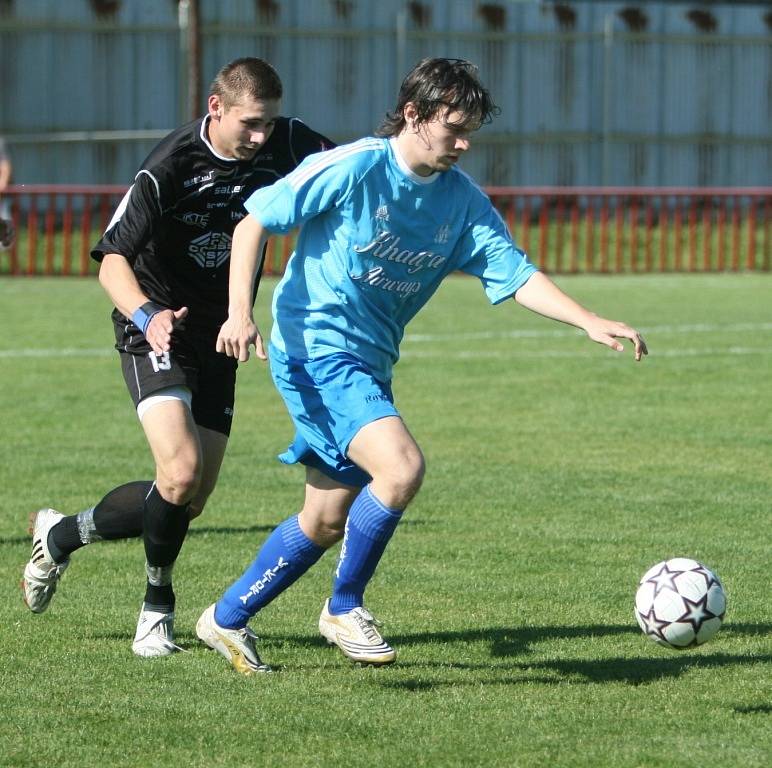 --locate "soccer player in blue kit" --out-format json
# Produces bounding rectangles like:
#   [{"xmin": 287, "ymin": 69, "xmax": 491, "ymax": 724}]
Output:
[{"xmin": 195, "ymin": 58, "xmax": 648, "ymax": 674}]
